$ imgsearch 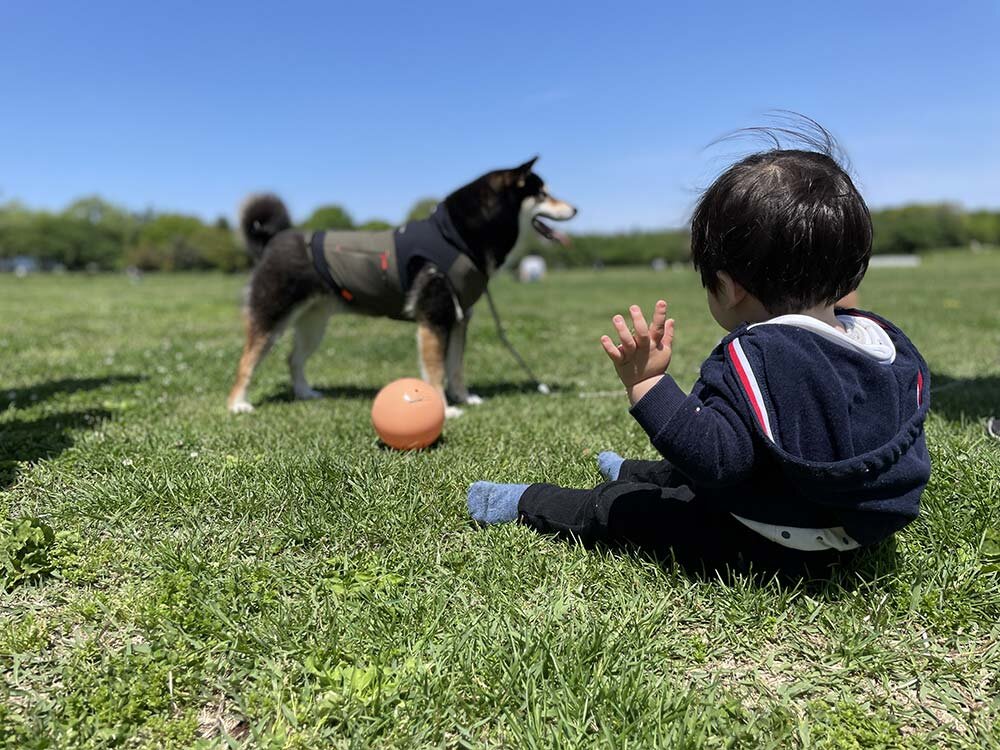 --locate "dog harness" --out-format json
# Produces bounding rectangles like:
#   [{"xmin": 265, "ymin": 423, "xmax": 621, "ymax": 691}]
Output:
[{"xmin": 306, "ymin": 205, "xmax": 488, "ymax": 320}]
